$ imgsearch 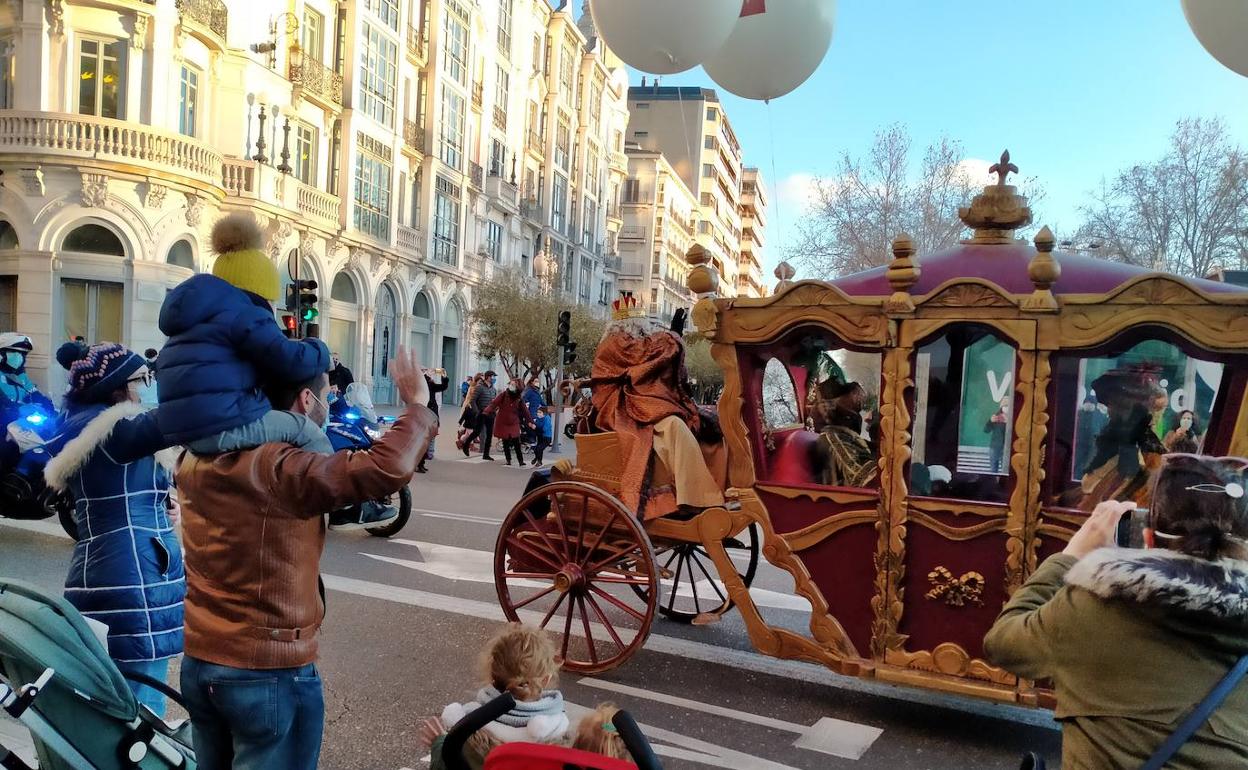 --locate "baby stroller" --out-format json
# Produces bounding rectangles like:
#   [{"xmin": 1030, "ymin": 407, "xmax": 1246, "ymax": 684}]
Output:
[
  {"xmin": 0, "ymin": 579, "xmax": 196, "ymax": 769},
  {"xmin": 442, "ymin": 692, "xmax": 661, "ymax": 770}
]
